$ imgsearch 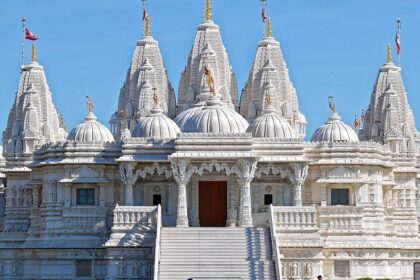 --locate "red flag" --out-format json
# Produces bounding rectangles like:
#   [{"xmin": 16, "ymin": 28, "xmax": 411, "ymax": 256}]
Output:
[
  {"xmin": 142, "ymin": 9, "xmax": 149, "ymax": 22},
  {"xmin": 25, "ymin": 28, "xmax": 38, "ymax": 41},
  {"xmin": 262, "ymin": 8, "xmax": 267, "ymax": 23},
  {"xmin": 395, "ymin": 31, "xmax": 401, "ymax": 55},
  {"xmin": 360, "ymin": 109, "xmax": 366, "ymax": 122},
  {"xmin": 353, "ymin": 115, "xmax": 360, "ymax": 129}
]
